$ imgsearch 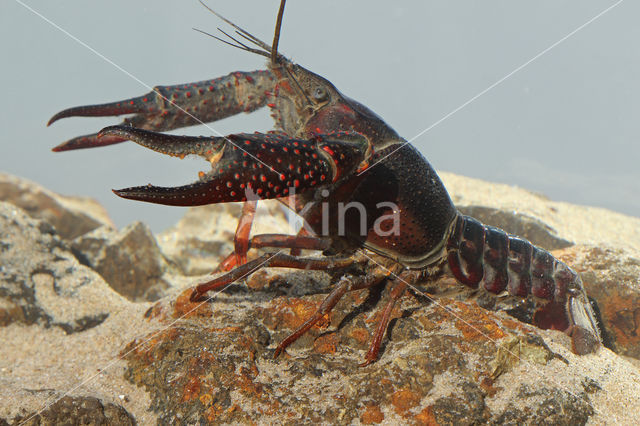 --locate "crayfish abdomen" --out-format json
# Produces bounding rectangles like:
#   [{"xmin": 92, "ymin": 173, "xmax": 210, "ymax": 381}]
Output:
[{"xmin": 446, "ymin": 214, "xmax": 600, "ymax": 354}]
